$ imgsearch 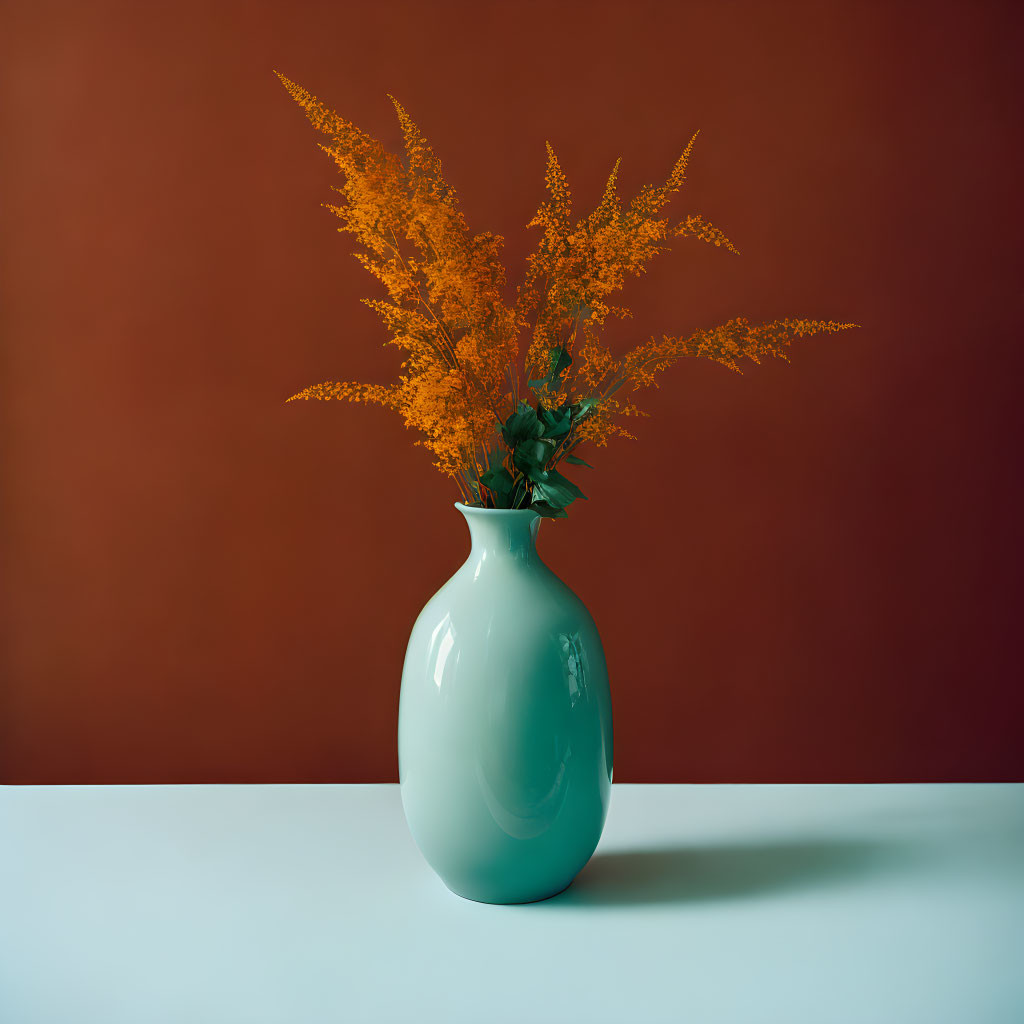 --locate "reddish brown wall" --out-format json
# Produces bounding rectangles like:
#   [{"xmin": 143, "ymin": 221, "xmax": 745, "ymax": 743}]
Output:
[{"xmin": 2, "ymin": 0, "xmax": 1021, "ymax": 783}]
